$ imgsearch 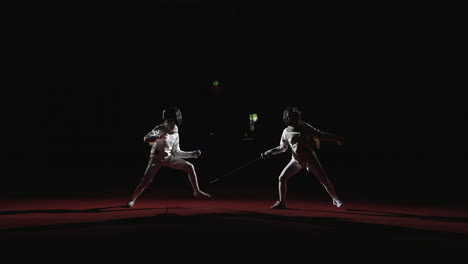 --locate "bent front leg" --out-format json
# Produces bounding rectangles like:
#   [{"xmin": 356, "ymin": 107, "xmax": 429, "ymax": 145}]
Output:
[
  {"xmin": 278, "ymin": 159, "xmax": 302, "ymax": 204},
  {"xmin": 165, "ymin": 158, "xmax": 210, "ymax": 198}
]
